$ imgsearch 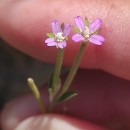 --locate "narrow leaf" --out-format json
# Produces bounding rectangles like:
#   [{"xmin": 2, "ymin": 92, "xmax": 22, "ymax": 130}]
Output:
[
  {"xmin": 93, "ymin": 29, "xmax": 100, "ymax": 34},
  {"xmin": 73, "ymin": 26, "xmax": 80, "ymax": 33},
  {"xmin": 58, "ymin": 91, "xmax": 77, "ymax": 102},
  {"xmin": 85, "ymin": 16, "xmax": 89, "ymax": 26},
  {"xmin": 47, "ymin": 33, "xmax": 55, "ymax": 38},
  {"xmin": 61, "ymin": 23, "xmax": 64, "ymax": 30}
]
